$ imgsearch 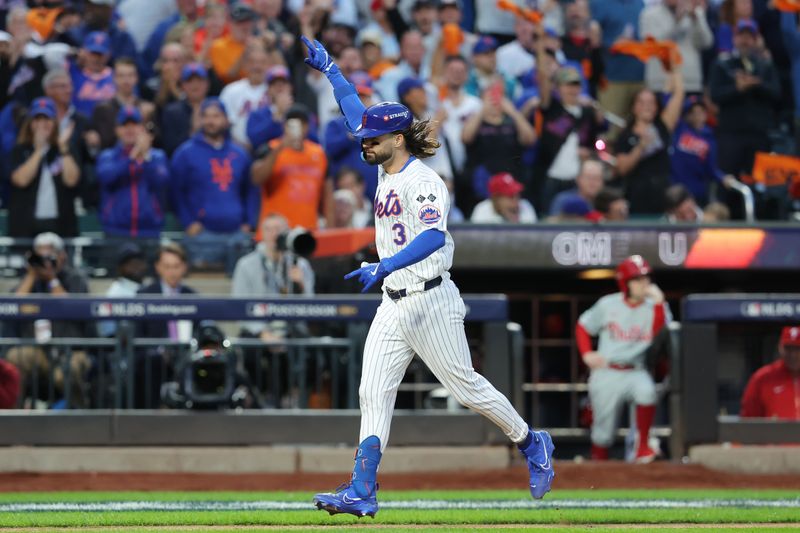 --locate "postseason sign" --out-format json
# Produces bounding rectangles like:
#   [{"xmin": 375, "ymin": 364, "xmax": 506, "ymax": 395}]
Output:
[{"xmin": 0, "ymin": 295, "xmax": 508, "ymax": 322}]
